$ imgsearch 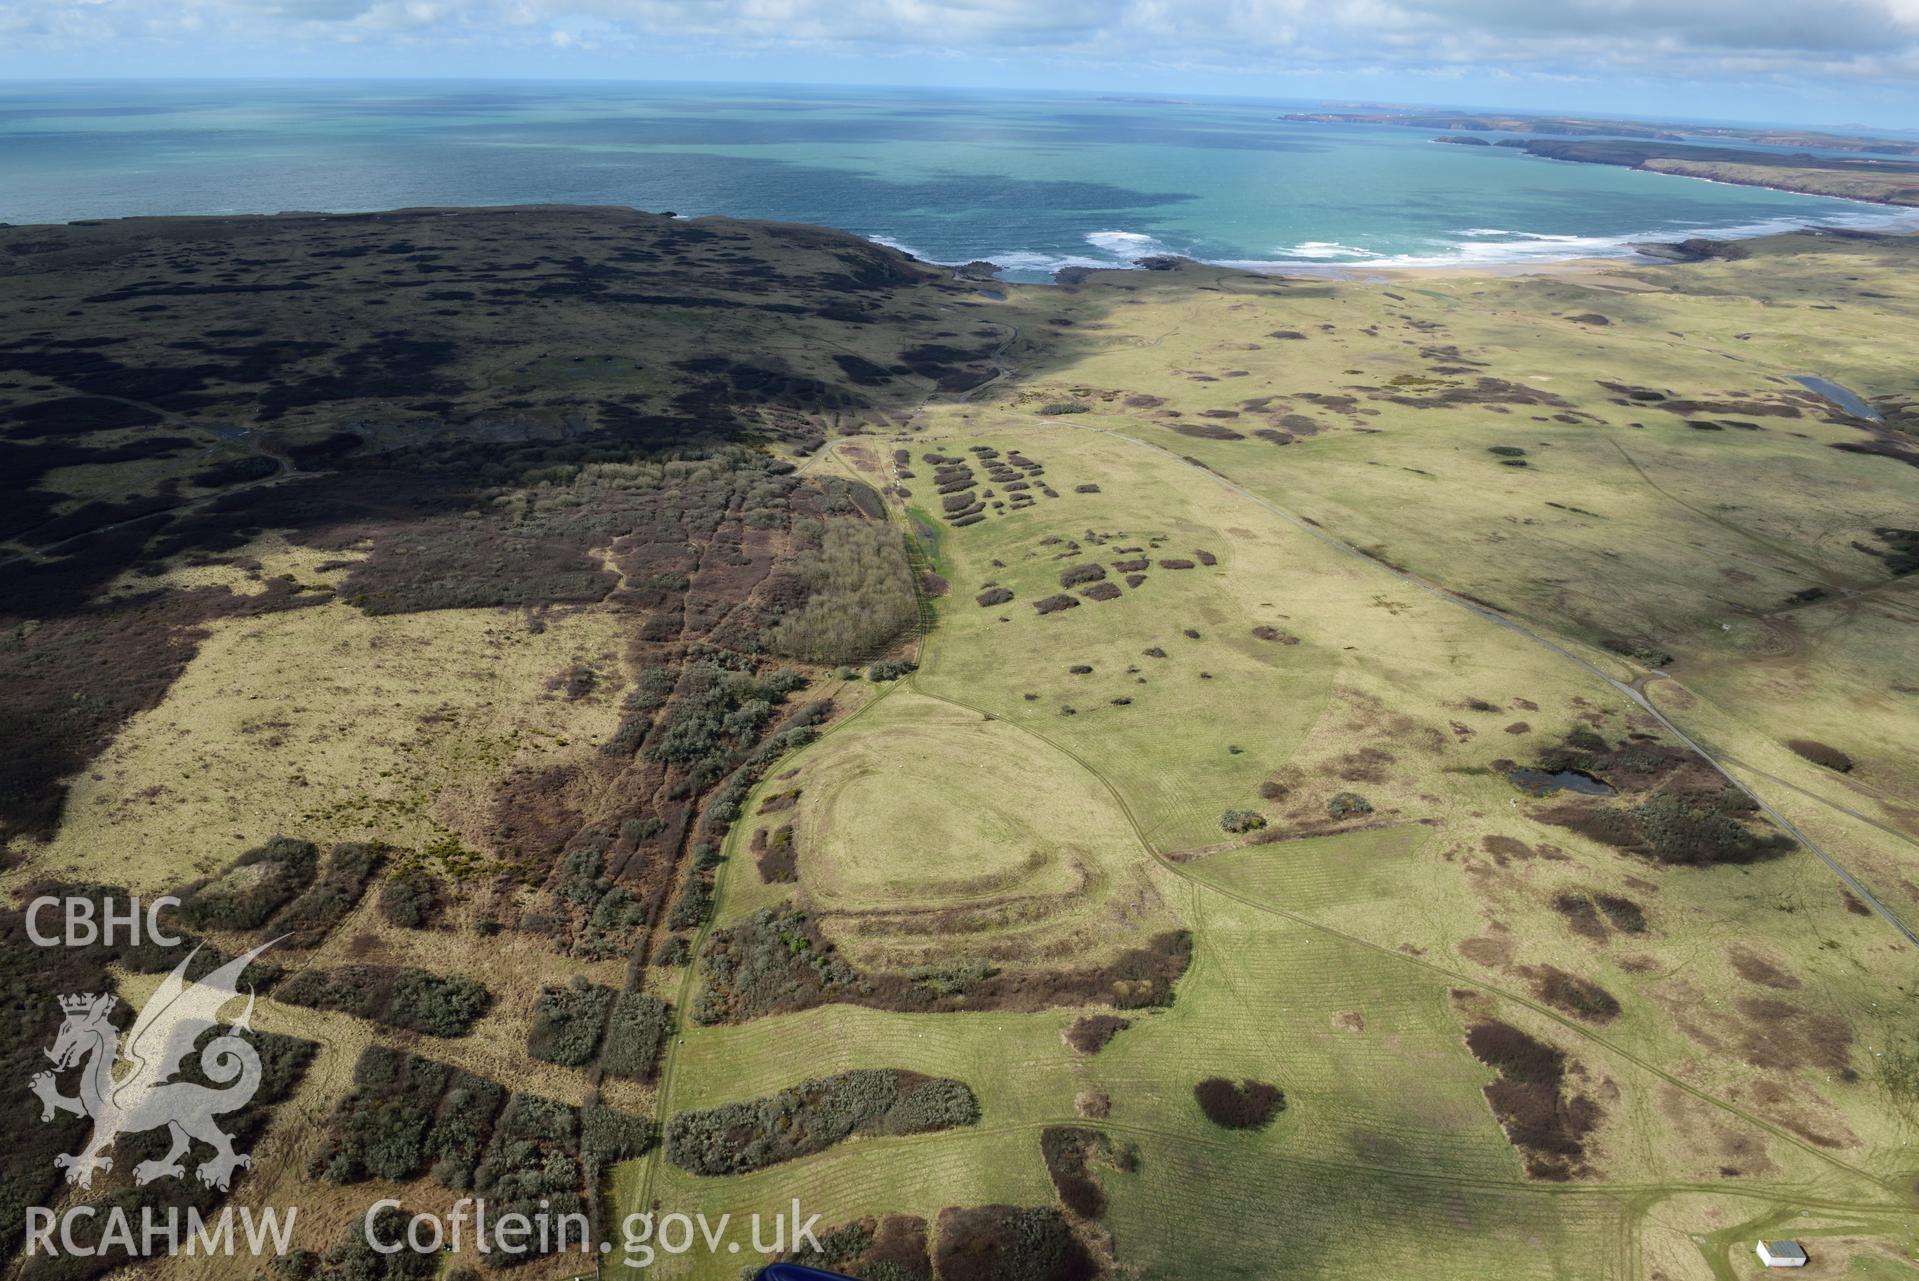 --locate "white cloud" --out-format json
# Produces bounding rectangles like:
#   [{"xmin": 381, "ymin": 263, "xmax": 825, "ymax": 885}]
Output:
[{"xmin": 5, "ymin": 0, "xmax": 1918, "ymax": 89}]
